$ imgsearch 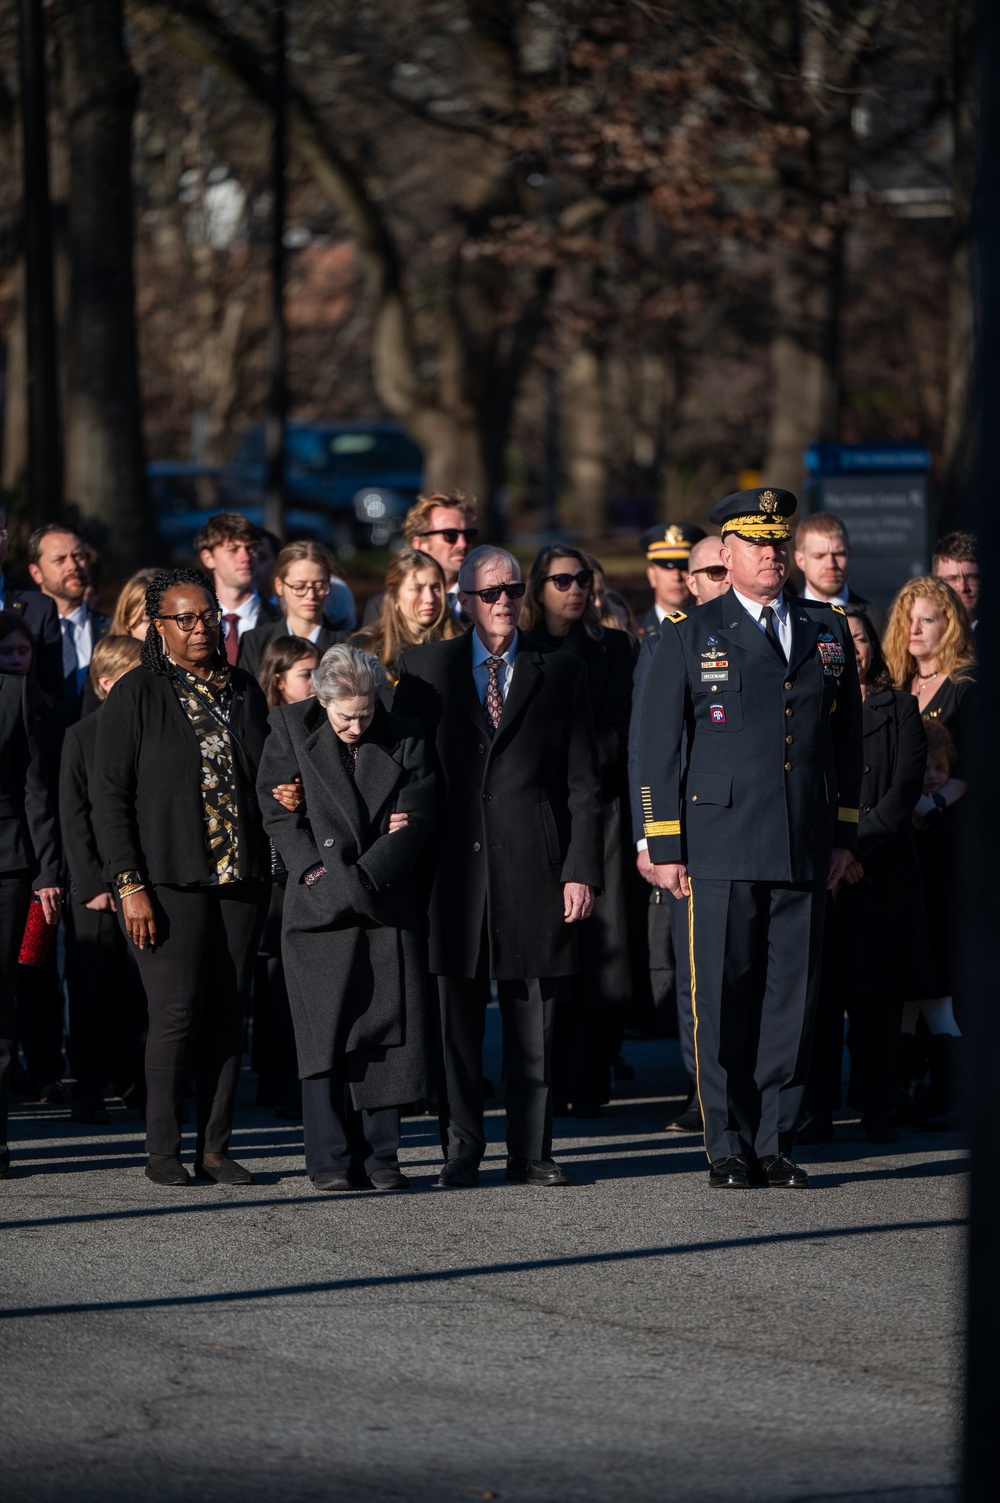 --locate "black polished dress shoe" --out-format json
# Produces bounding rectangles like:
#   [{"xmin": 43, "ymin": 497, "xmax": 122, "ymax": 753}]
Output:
[
  {"xmin": 313, "ymin": 1169, "xmax": 353, "ymax": 1192},
  {"xmin": 194, "ymin": 1157, "xmax": 254, "ymax": 1185},
  {"xmin": 369, "ymin": 1166, "xmax": 410, "ymax": 1192},
  {"xmin": 145, "ymin": 1154, "xmax": 191, "ymax": 1186},
  {"xmin": 505, "ymin": 1157, "xmax": 571, "ymax": 1186},
  {"xmin": 759, "ymin": 1154, "xmax": 810, "ymax": 1188},
  {"xmin": 436, "ymin": 1156, "xmax": 480, "ymax": 1188},
  {"xmin": 665, "ymin": 1101, "xmax": 703, "ymax": 1134},
  {"xmin": 708, "ymin": 1156, "xmax": 750, "ymax": 1188}
]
